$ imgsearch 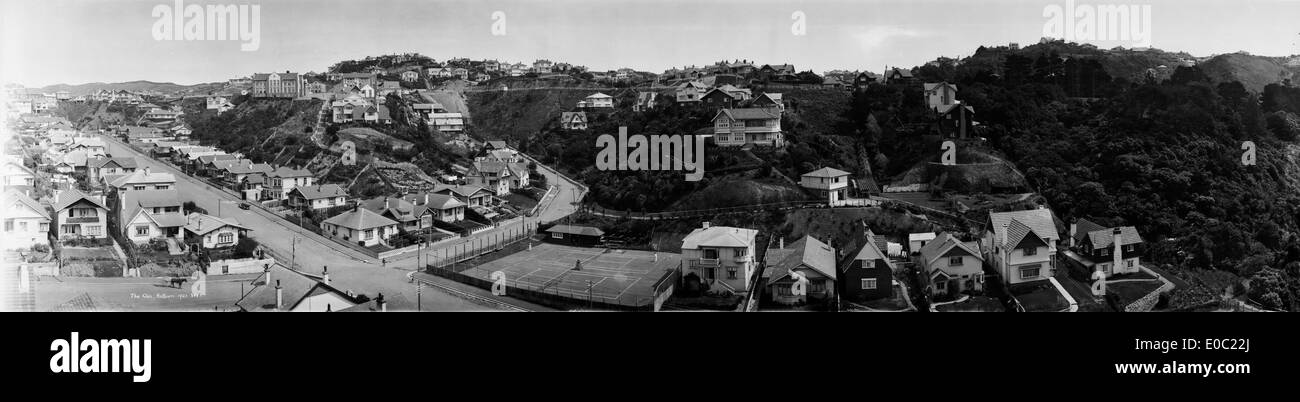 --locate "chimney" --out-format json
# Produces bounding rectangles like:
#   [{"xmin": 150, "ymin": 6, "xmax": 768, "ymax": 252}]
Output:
[
  {"xmin": 1112, "ymin": 227, "xmax": 1123, "ymax": 271},
  {"xmin": 264, "ymin": 266, "xmax": 271, "ymax": 286},
  {"xmin": 779, "ymin": 237, "xmax": 784, "ymax": 249},
  {"xmin": 702, "ymin": 221, "xmax": 710, "ymax": 229},
  {"xmin": 143, "ymin": 166, "xmax": 151, "ymax": 175},
  {"xmin": 322, "ymin": 266, "xmax": 330, "ymax": 285},
  {"xmin": 376, "ymin": 293, "xmax": 386, "ymax": 312},
  {"xmin": 274, "ymin": 280, "xmax": 283, "ymax": 310}
]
